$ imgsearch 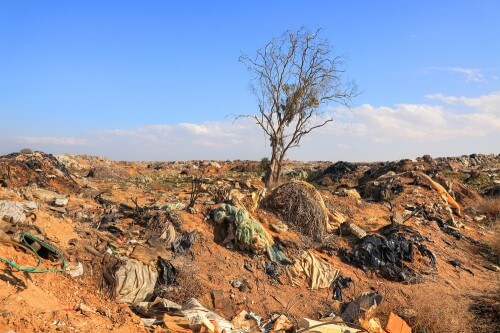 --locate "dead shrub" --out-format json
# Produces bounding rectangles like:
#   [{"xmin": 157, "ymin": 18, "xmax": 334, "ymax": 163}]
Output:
[{"xmin": 265, "ymin": 181, "xmax": 328, "ymax": 241}]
